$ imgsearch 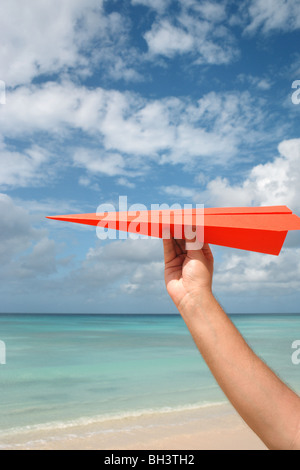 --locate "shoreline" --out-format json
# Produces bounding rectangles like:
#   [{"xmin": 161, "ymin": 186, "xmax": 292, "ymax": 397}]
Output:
[{"xmin": 0, "ymin": 402, "xmax": 267, "ymax": 450}]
